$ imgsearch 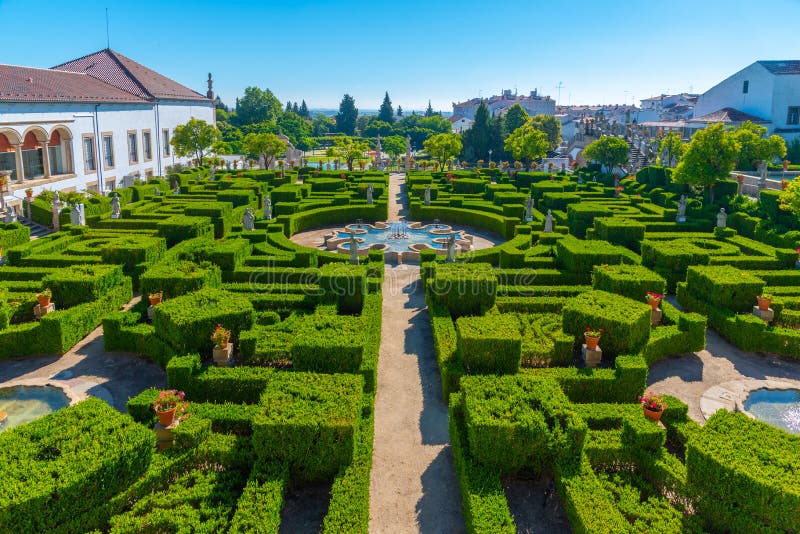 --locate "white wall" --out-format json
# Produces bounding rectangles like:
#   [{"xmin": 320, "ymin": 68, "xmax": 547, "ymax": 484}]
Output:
[
  {"xmin": 694, "ymin": 62, "xmax": 775, "ymax": 122},
  {"xmin": 771, "ymin": 74, "xmax": 800, "ymax": 129}
]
